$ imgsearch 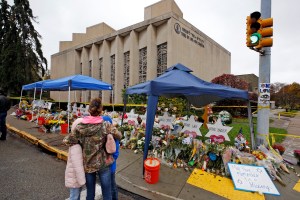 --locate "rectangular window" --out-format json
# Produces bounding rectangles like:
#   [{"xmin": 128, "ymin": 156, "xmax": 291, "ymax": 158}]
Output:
[
  {"xmin": 99, "ymin": 58, "xmax": 103, "ymax": 99},
  {"xmin": 157, "ymin": 42, "xmax": 167, "ymax": 77},
  {"xmin": 124, "ymin": 51, "xmax": 130, "ymax": 88},
  {"xmin": 88, "ymin": 60, "xmax": 92, "ymax": 101},
  {"xmin": 110, "ymin": 55, "xmax": 115, "ymax": 103},
  {"xmin": 139, "ymin": 47, "xmax": 147, "ymax": 83},
  {"xmin": 80, "ymin": 63, "xmax": 83, "ymax": 75}
]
